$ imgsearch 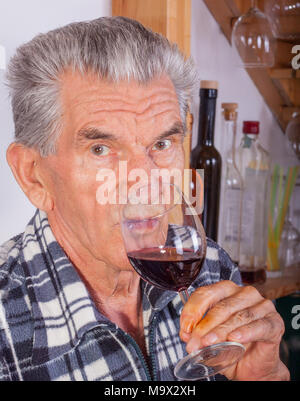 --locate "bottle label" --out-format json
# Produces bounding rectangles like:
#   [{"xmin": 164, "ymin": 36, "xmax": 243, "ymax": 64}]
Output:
[{"xmin": 243, "ymin": 135, "xmax": 253, "ymax": 149}]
